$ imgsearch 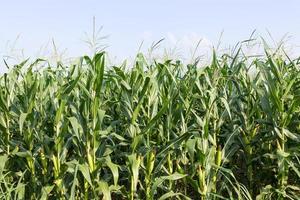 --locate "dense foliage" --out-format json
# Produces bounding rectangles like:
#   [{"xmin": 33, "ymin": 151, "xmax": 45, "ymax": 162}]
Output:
[{"xmin": 1, "ymin": 50, "xmax": 300, "ymax": 199}]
